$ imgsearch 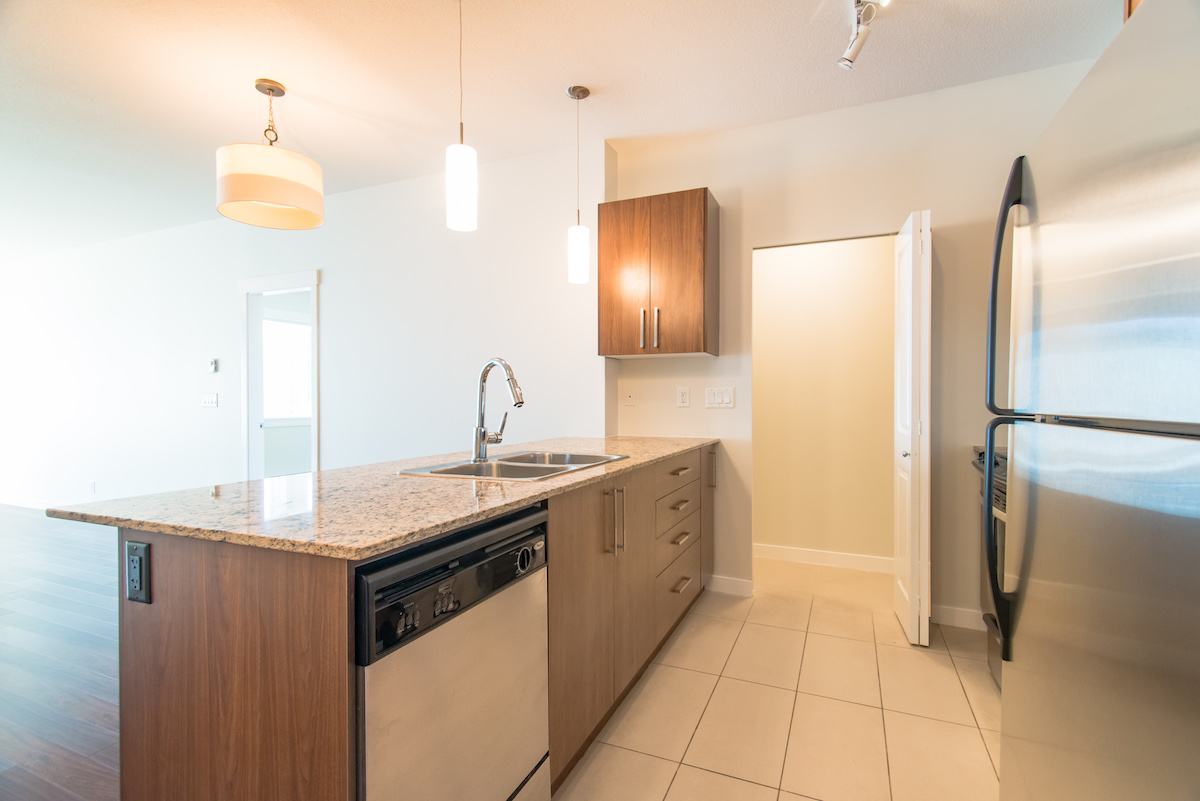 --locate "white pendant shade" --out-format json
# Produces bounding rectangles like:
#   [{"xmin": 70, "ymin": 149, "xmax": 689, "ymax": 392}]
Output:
[
  {"xmin": 216, "ymin": 143, "xmax": 324, "ymax": 230},
  {"xmin": 446, "ymin": 143, "xmax": 478, "ymax": 231},
  {"xmin": 567, "ymin": 224, "xmax": 590, "ymax": 284}
]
